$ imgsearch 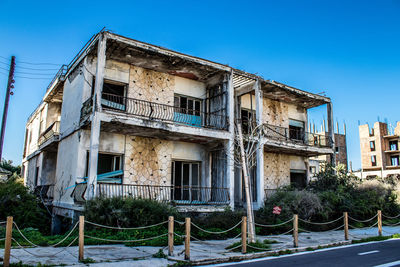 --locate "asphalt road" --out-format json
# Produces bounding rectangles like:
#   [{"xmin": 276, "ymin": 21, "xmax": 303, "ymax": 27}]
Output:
[{"xmin": 220, "ymin": 239, "xmax": 400, "ymax": 267}]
